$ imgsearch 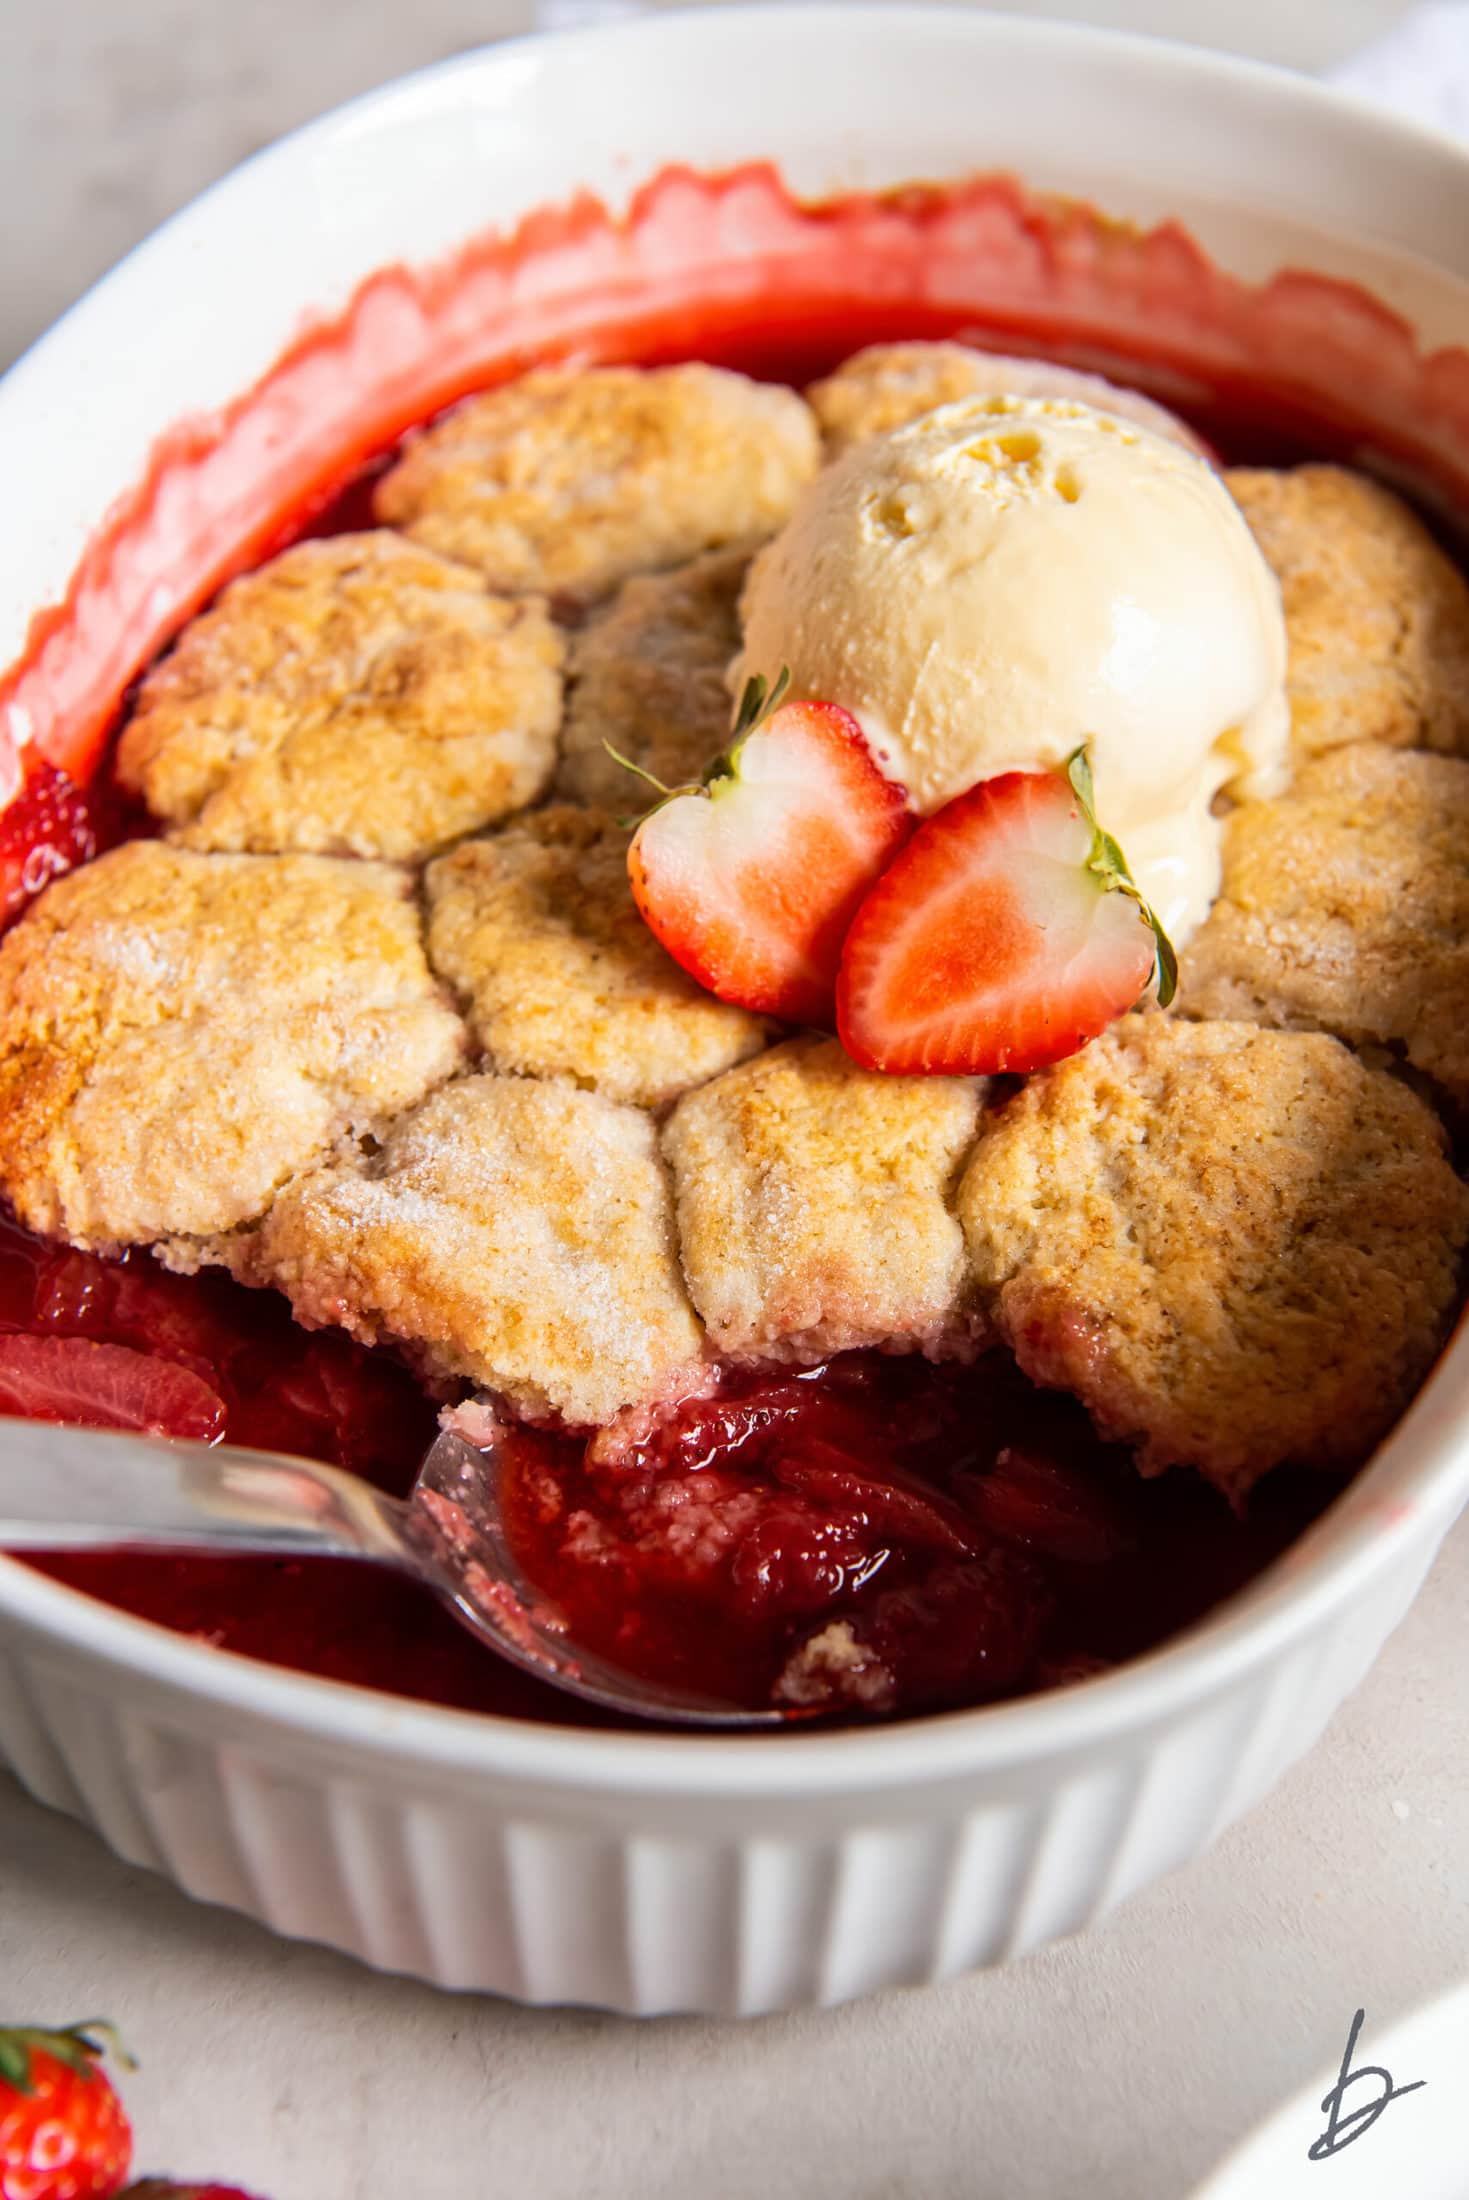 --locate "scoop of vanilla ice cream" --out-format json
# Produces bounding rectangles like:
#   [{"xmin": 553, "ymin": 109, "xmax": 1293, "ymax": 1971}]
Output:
[{"xmin": 733, "ymin": 394, "xmax": 1289, "ymax": 942}]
